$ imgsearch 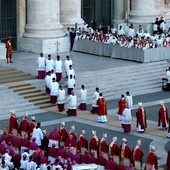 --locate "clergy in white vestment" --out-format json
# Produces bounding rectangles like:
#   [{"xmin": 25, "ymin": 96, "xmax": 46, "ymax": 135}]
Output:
[
  {"xmin": 125, "ymin": 91, "xmax": 133, "ymax": 110},
  {"xmin": 45, "ymin": 54, "xmax": 55, "ymax": 74},
  {"xmin": 37, "ymin": 52, "xmax": 46, "ymax": 79},
  {"xmin": 67, "ymin": 65, "xmax": 75, "ymax": 79},
  {"xmin": 55, "ymin": 55, "xmax": 63, "ymax": 82},
  {"xmin": 91, "ymin": 87, "xmax": 99, "ymax": 114},
  {"xmin": 121, "ymin": 107, "xmax": 132, "ymax": 133},
  {"xmin": 57, "ymin": 86, "xmax": 66, "ymax": 112},
  {"xmin": 64, "ymin": 55, "xmax": 73, "ymax": 78},
  {"xmin": 79, "ymin": 85, "xmax": 87, "ymax": 111},
  {"xmin": 45, "ymin": 71, "xmax": 52, "ymax": 94},
  {"xmin": 67, "ymin": 91, "xmax": 77, "ymax": 116},
  {"xmin": 32, "ymin": 122, "xmax": 43, "ymax": 147},
  {"xmin": 49, "ymin": 78, "xmax": 59, "ymax": 104},
  {"xmin": 67, "ymin": 74, "xmax": 76, "ymax": 95}
]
